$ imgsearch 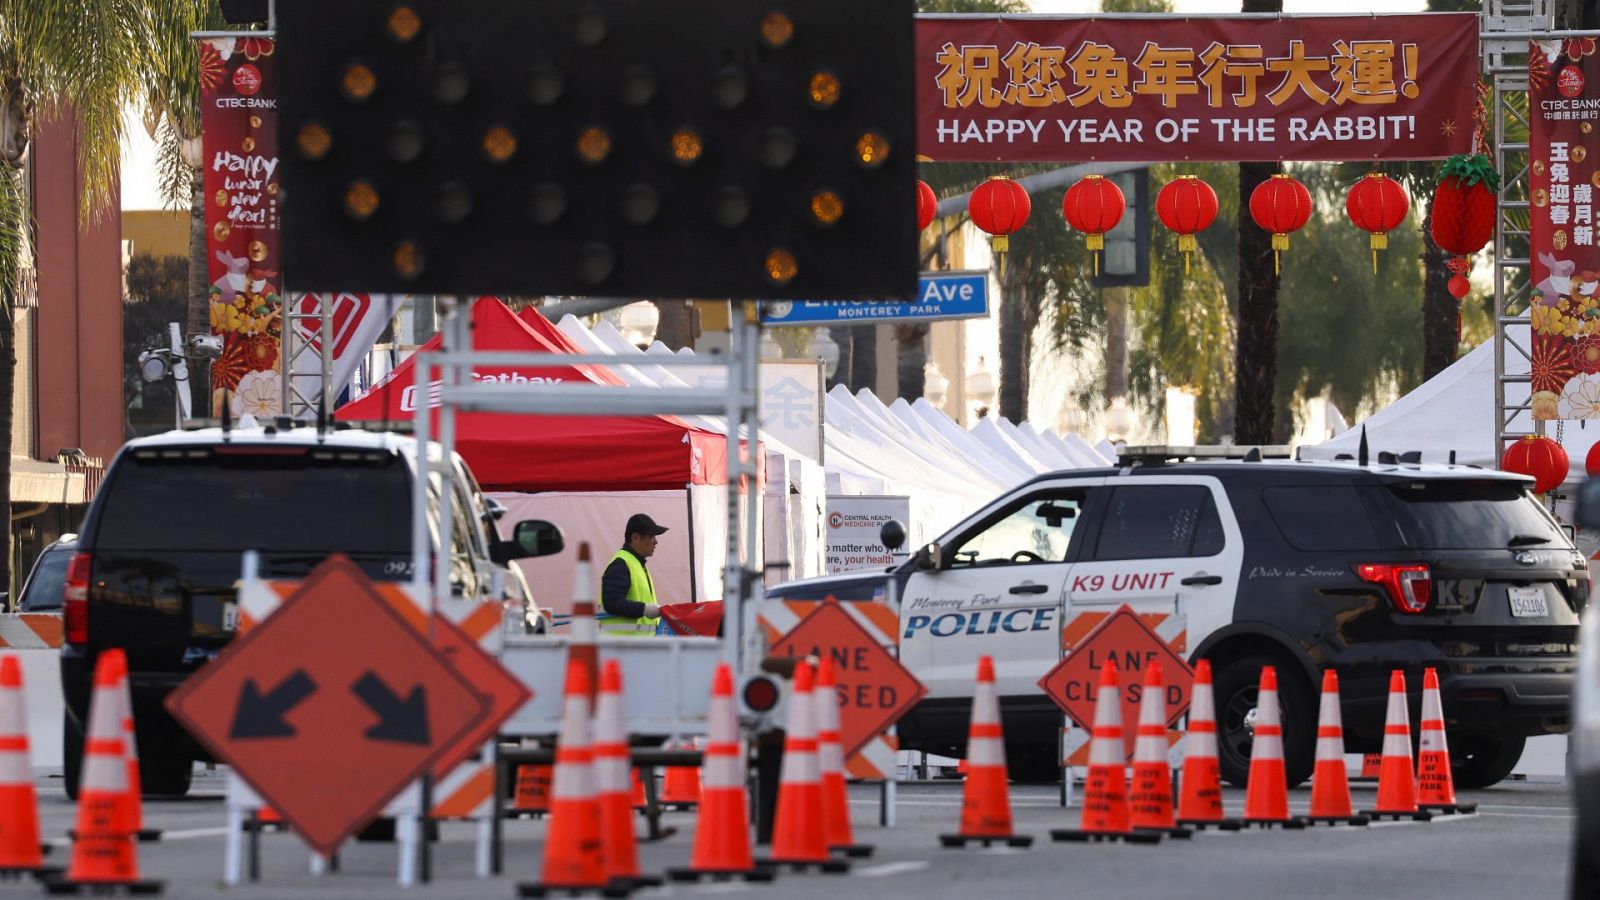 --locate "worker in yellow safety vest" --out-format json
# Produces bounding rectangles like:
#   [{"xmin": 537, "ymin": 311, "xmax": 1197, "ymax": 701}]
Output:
[{"xmin": 598, "ymin": 513, "xmax": 666, "ymax": 636}]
